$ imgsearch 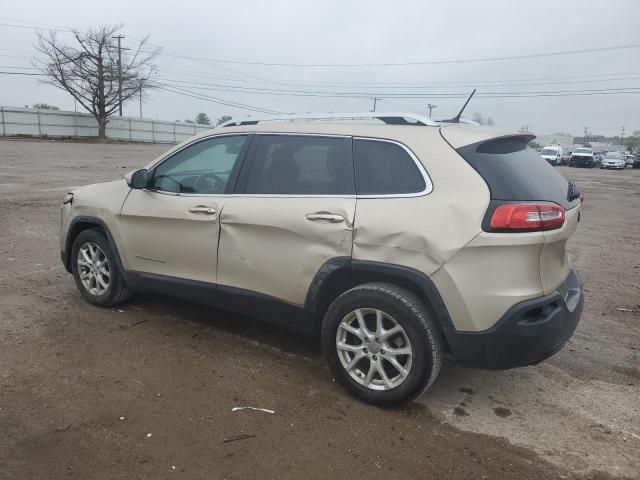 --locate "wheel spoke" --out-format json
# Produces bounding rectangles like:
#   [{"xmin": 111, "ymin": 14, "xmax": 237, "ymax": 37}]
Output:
[
  {"xmin": 81, "ymin": 249, "xmax": 92, "ymax": 265},
  {"xmin": 363, "ymin": 361, "xmax": 376, "ymax": 386},
  {"xmin": 354, "ymin": 309, "xmax": 369, "ymax": 336},
  {"xmin": 346, "ymin": 352, "xmax": 364, "ymax": 371},
  {"xmin": 377, "ymin": 361, "xmax": 393, "ymax": 388},
  {"xmin": 380, "ymin": 325, "xmax": 402, "ymax": 341},
  {"xmin": 384, "ymin": 345, "xmax": 412, "ymax": 356},
  {"xmin": 386, "ymin": 355, "xmax": 409, "ymax": 378},
  {"xmin": 375, "ymin": 310, "xmax": 383, "ymax": 336},
  {"xmin": 336, "ymin": 342, "xmax": 362, "ymax": 353},
  {"xmin": 96, "ymin": 274, "xmax": 108, "ymax": 291},
  {"xmin": 339, "ymin": 322, "xmax": 364, "ymax": 340}
]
